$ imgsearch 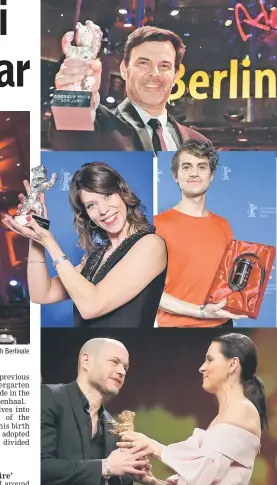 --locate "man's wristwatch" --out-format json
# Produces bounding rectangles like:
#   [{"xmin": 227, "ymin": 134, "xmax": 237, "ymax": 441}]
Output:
[
  {"xmin": 200, "ymin": 304, "xmax": 206, "ymax": 319},
  {"xmin": 102, "ymin": 459, "xmax": 111, "ymax": 485}
]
